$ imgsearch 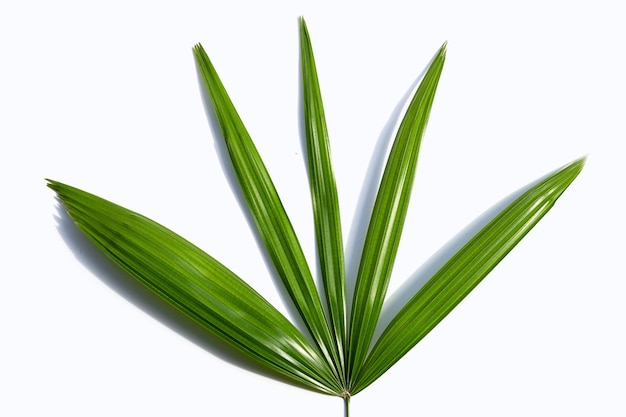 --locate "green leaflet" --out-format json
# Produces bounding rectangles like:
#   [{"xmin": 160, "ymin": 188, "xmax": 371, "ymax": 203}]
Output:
[
  {"xmin": 193, "ymin": 42, "xmax": 343, "ymax": 383},
  {"xmin": 300, "ymin": 18, "xmax": 347, "ymax": 386},
  {"xmin": 48, "ymin": 17, "xmax": 585, "ymax": 415},
  {"xmin": 347, "ymin": 42, "xmax": 447, "ymax": 383},
  {"xmin": 351, "ymin": 157, "xmax": 585, "ymax": 394},
  {"xmin": 47, "ymin": 180, "xmax": 341, "ymax": 395}
]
